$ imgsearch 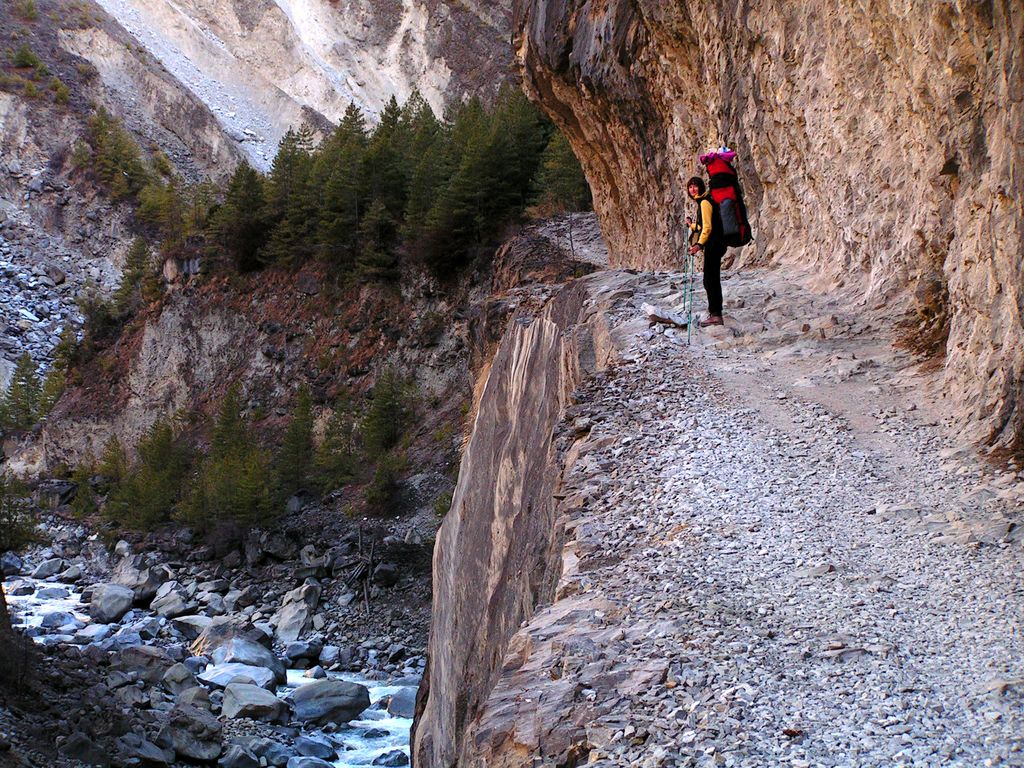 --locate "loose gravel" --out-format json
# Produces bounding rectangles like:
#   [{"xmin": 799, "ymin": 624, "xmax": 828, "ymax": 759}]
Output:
[{"xmin": 553, "ymin": 272, "xmax": 1024, "ymax": 767}]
